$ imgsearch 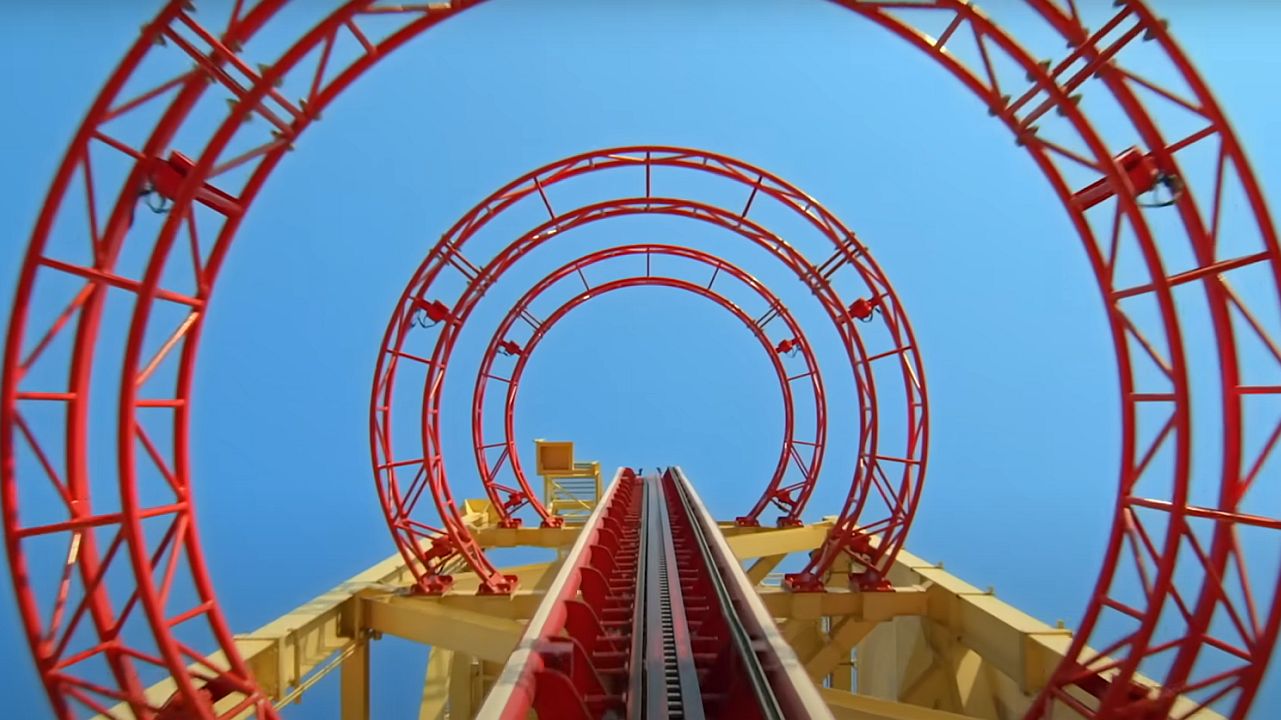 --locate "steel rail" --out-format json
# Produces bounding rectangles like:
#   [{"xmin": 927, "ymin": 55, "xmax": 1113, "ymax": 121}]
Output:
[
  {"xmin": 4, "ymin": 2, "xmax": 1277, "ymax": 715},
  {"xmin": 663, "ymin": 473, "xmax": 782, "ymax": 719},
  {"xmin": 483, "ymin": 468, "xmax": 832, "ymax": 719},
  {"xmin": 481, "ymin": 468, "xmax": 643, "ymax": 719},
  {"xmin": 643, "ymin": 475, "xmax": 706, "ymax": 719}
]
